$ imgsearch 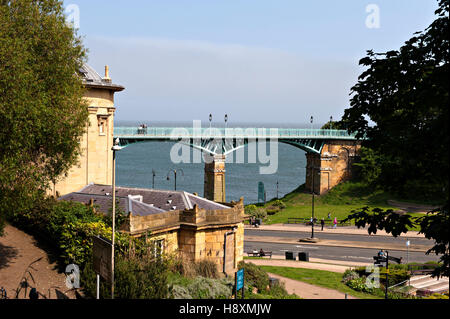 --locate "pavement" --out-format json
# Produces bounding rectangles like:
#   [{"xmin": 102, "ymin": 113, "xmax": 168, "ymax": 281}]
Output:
[
  {"xmin": 0, "ymin": 224, "xmax": 77, "ymax": 299},
  {"xmin": 267, "ymin": 273, "xmax": 358, "ymax": 299},
  {"xmin": 245, "ymin": 223, "xmax": 426, "ymax": 238}
]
